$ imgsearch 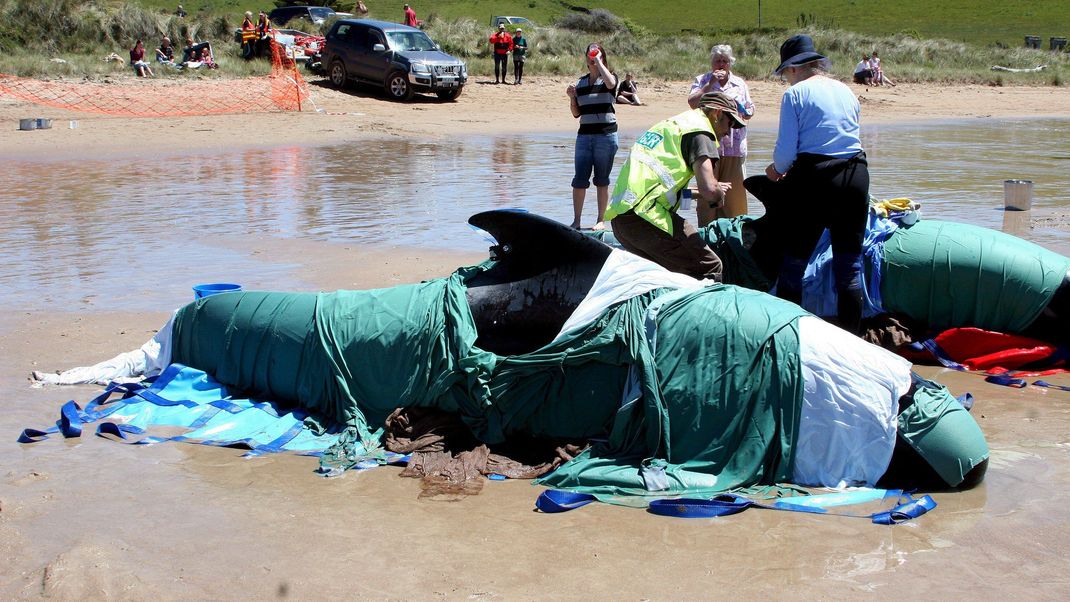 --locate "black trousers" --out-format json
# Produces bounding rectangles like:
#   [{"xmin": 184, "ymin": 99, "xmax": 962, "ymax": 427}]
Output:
[
  {"xmin": 513, "ymin": 59, "xmax": 524, "ymax": 82},
  {"xmin": 775, "ymin": 152, "xmax": 870, "ymax": 332},
  {"xmin": 494, "ymin": 54, "xmax": 508, "ymax": 81},
  {"xmin": 780, "ymin": 153, "xmax": 869, "ymax": 259}
]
